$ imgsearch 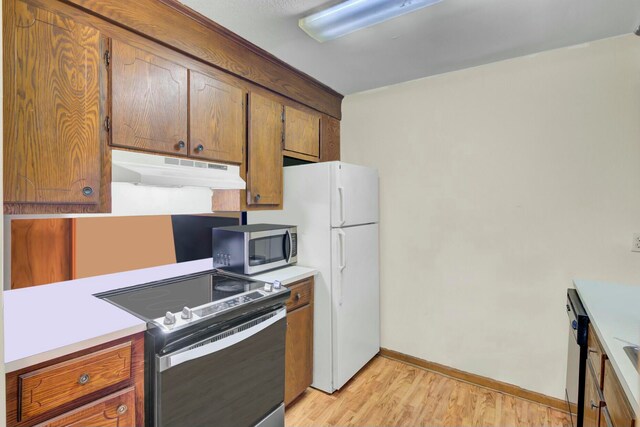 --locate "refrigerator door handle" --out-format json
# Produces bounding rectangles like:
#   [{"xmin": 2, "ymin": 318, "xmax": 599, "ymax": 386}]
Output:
[
  {"xmin": 337, "ymin": 229, "xmax": 346, "ymax": 306},
  {"xmin": 338, "ymin": 186, "xmax": 346, "ymax": 226},
  {"xmin": 338, "ymin": 230, "xmax": 346, "ymax": 272}
]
